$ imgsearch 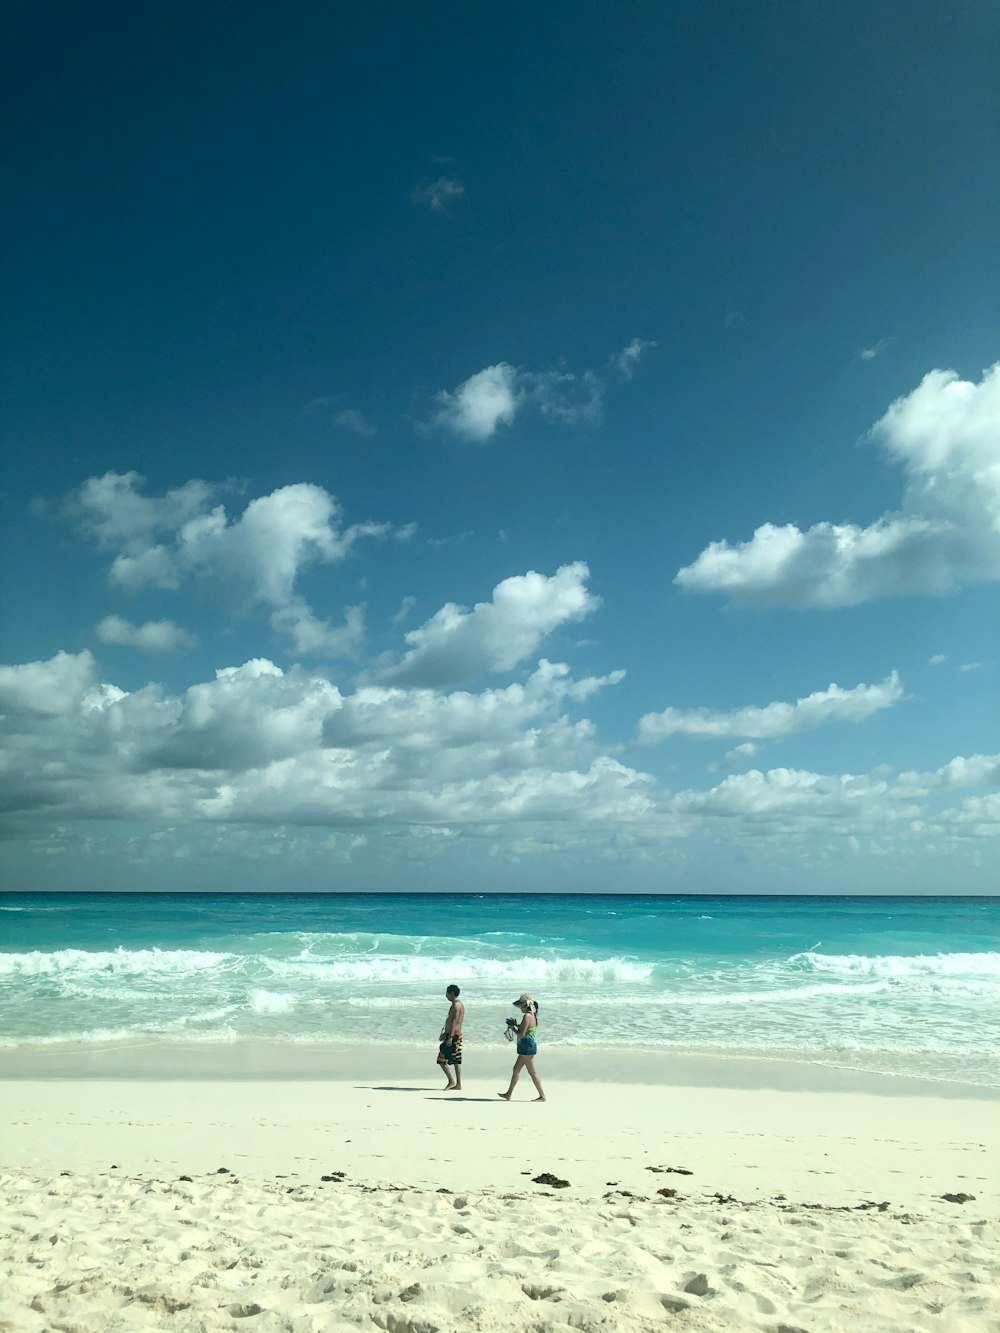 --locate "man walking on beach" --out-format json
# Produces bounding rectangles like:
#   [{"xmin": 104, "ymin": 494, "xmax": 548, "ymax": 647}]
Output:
[{"xmin": 437, "ymin": 985, "xmax": 464, "ymax": 1091}]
